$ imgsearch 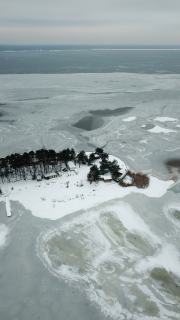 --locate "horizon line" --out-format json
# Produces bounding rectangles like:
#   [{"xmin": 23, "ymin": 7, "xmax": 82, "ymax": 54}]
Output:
[{"xmin": 1, "ymin": 43, "xmax": 180, "ymax": 47}]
